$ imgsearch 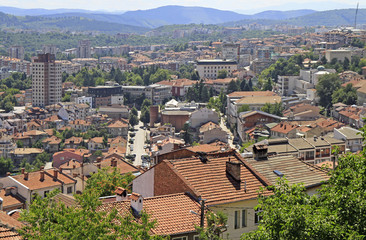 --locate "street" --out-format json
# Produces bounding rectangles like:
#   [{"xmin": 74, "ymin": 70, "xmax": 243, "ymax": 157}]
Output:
[
  {"xmin": 220, "ymin": 116, "xmax": 236, "ymax": 149},
  {"xmin": 128, "ymin": 111, "xmax": 149, "ymax": 167}
]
